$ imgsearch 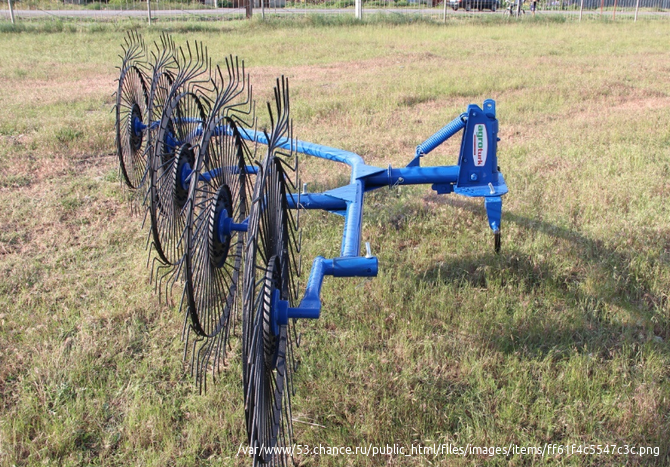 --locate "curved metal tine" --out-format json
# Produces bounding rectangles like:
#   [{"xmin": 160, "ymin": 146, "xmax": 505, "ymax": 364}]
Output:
[
  {"xmin": 116, "ymin": 31, "xmax": 148, "ymax": 133},
  {"xmin": 115, "ymin": 32, "xmax": 150, "ymax": 210},
  {"xmin": 215, "ymin": 57, "xmax": 254, "ymax": 126},
  {"xmin": 151, "ymin": 32, "xmax": 177, "ymax": 68},
  {"xmin": 157, "ymin": 260, "xmax": 181, "ymax": 304},
  {"xmin": 168, "ymin": 42, "xmax": 214, "ymax": 159},
  {"xmin": 197, "ymin": 56, "xmax": 254, "ymax": 171},
  {"xmin": 140, "ymin": 33, "xmax": 178, "ymax": 205},
  {"xmin": 175, "ymin": 41, "xmax": 212, "ymax": 99},
  {"xmin": 118, "ymin": 30, "xmax": 147, "ymax": 71},
  {"xmin": 266, "ymin": 76, "xmax": 291, "ymax": 148},
  {"xmin": 158, "ymin": 41, "xmax": 212, "ymax": 125}
]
